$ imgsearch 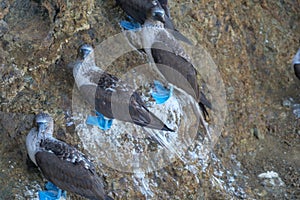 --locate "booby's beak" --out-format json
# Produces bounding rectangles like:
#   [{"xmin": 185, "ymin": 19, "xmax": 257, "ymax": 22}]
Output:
[
  {"xmin": 37, "ymin": 122, "xmax": 47, "ymax": 135},
  {"xmin": 152, "ymin": 8, "xmax": 165, "ymax": 23}
]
